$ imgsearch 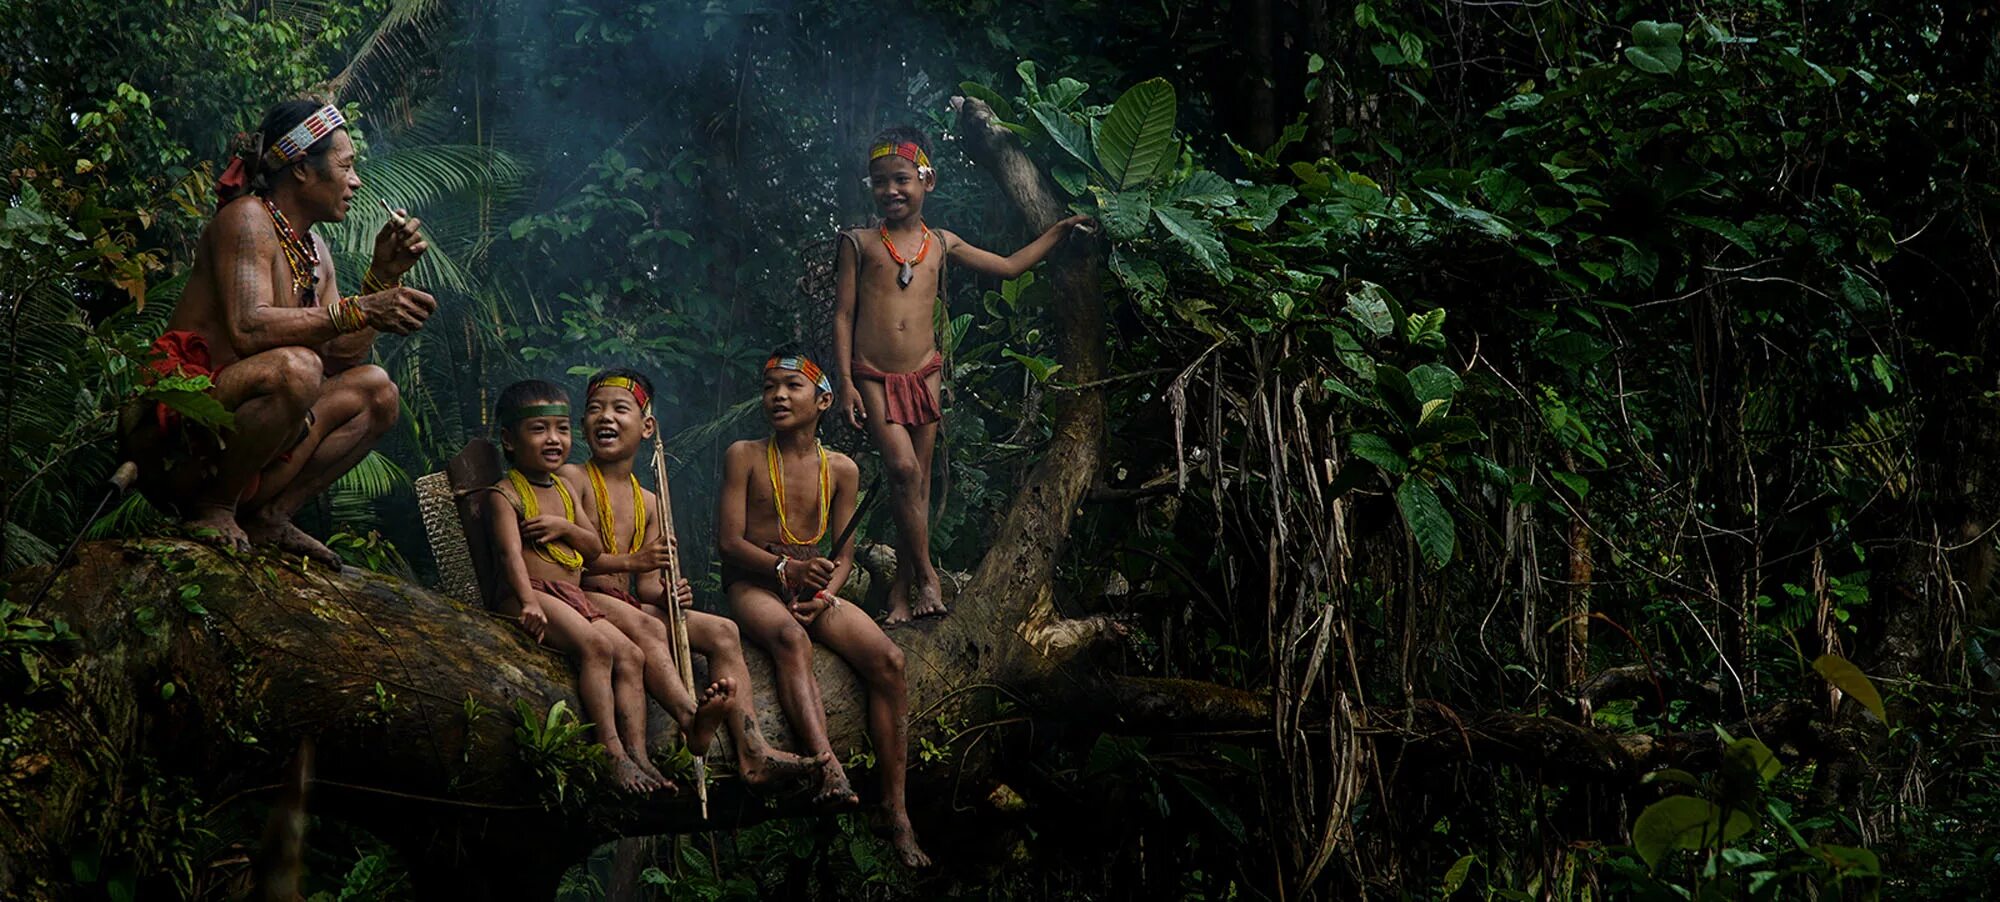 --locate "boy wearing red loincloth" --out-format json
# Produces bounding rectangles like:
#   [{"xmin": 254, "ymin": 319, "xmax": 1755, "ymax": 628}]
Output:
[
  {"xmin": 719, "ymin": 350, "xmax": 929, "ymax": 868},
  {"xmin": 561, "ymin": 367, "xmax": 824, "ymax": 794},
  {"xmin": 484, "ymin": 379, "xmax": 729, "ymax": 795},
  {"xmin": 832, "ymin": 126, "xmax": 1091, "ymax": 623}
]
